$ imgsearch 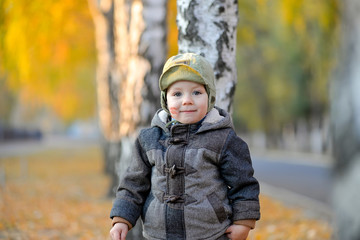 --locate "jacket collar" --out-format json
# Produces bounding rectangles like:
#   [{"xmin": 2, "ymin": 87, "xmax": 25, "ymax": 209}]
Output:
[{"xmin": 151, "ymin": 107, "xmax": 233, "ymax": 134}]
